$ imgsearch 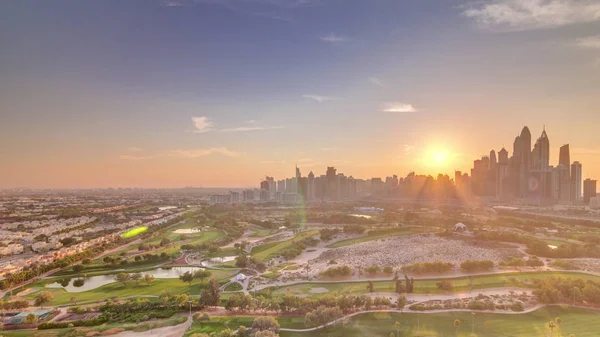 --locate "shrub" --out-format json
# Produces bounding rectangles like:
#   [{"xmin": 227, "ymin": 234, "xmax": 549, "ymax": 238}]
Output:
[
  {"xmin": 436, "ymin": 280, "xmax": 453, "ymax": 291},
  {"xmin": 402, "ymin": 262, "xmax": 453, "ymax": 274},
  {"xmin": 319, "ymin": 266, "xmax": 353, "ymax": 277},
  {"xmin": 460, "ymin": 260, "xmax": 494, "ymax": 272}
]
